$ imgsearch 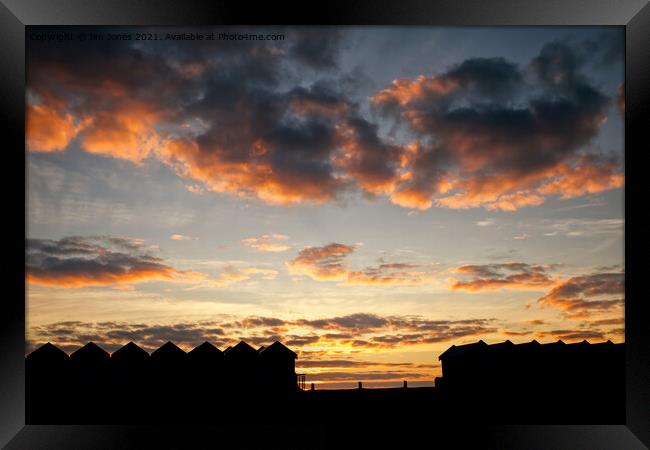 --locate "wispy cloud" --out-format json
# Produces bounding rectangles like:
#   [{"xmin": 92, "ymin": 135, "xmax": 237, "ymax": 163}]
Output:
[
  {"xmin": 241, "ymin": 233, "xmax": 291, "ymax": 252},
  {"xmin": 451, "ymin": 262, "xmax": 556, "ymax": 291},
  {"xmin": 170, "ymin": 234, "xmax": 196, "ymax": 241},
  {"xmin": 476, "ymin": 218, "xmax": 495, "ymax": 227},
  {"xmin": 287, "ymin": 243, "xmax": 439, "ymax": 286}
]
